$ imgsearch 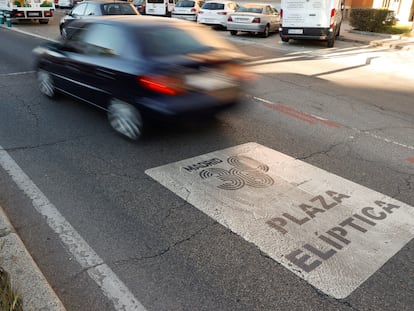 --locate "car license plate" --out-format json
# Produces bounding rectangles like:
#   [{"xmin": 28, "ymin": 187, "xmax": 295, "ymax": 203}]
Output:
[
  {"xmin": 185, "ymin": 72, "xmax": 236, "ymax": 91},
  {"xmin": 236, "ymin": 18, "xmax": 249, "ymax": 22},
  {"xmin": 28, "ymin": 12, "xmax": 41, "ymax": 17},
  {"xmin": 288, "ymin": 29, "xmax": 303, "ymax": 34}
]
